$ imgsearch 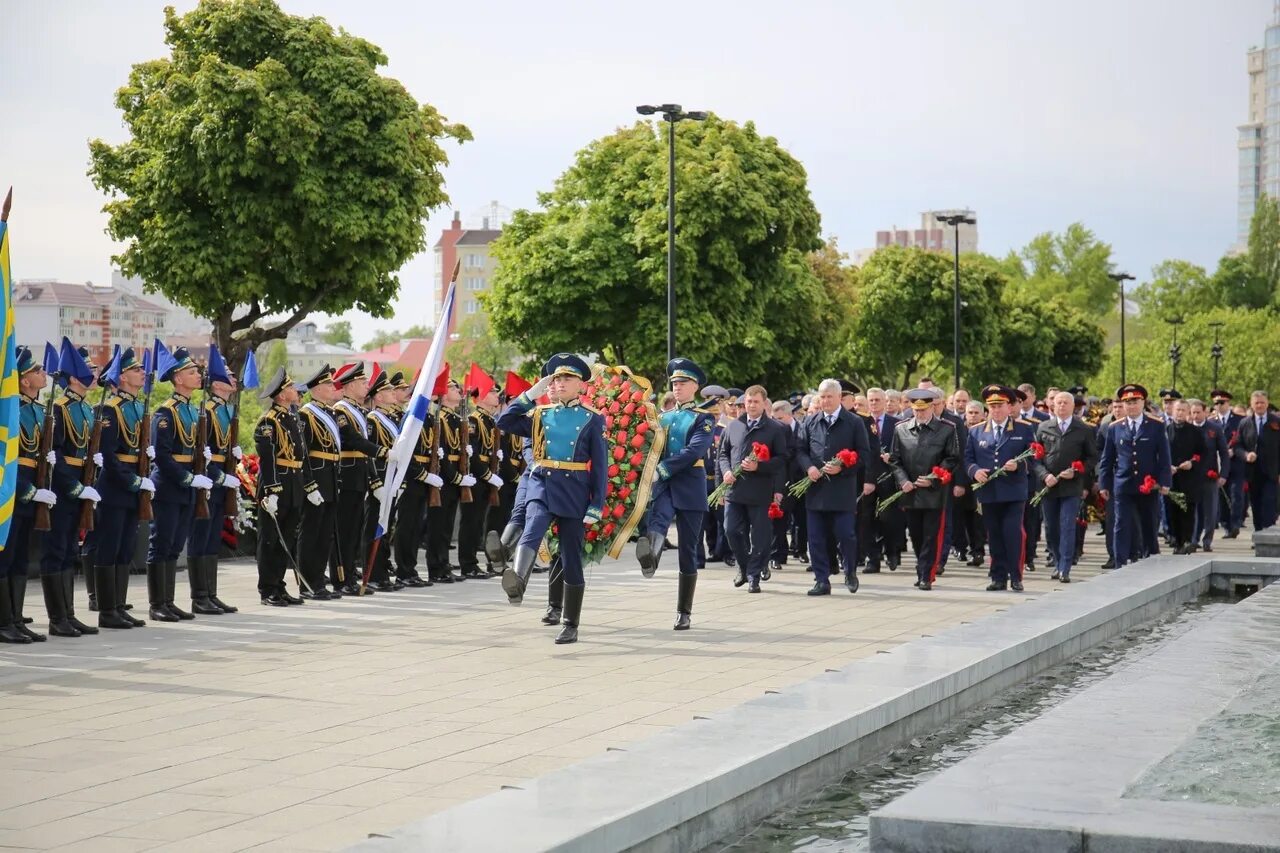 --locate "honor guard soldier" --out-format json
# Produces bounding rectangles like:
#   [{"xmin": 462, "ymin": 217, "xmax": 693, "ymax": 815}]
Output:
[
  {"xmin": 496, "ymin": 354, "xmax": 607, "ymax": 644},
  {"xmin": 94, "ymin": 347, "xmax": 153, "ymax": 629},
  {"xmin": 635, "ymin": 358, "xmax": 715, "ymax": 629},
  {"xmin": 253, "ymin": 368, "xmax": 306, "ymax": 605},
  {"xmin": 485, "ymin": 398, "xmax": 527, "ymax": 574},
  {"xmin": 186, "ymin": 353, "xmax": 241, "ymax": 614},
  {"xmin": 966, "ymin": 385, "xmax": 1038, "ymax": 591},
  {"xmin": 888, "ymin": 388, "xmax": 960, "ymax": 591},
  {"xmin": 0, "ymin": 346, "xmax": 58, "ymax": 643},
  {"xmin": 392, "ymin": 375, "xmax": 440, "ymax": 588},
  {"xmin": 330, "ymin": 362, "xmax": 387, "ymax": 597},
  {"xmin": 426, "ymin": 380, "xmax": 471, "ymax": 584},
  {"xmin": 41, "ymin": 343, "xmax": 103, "ymax": 637},
  {"xmin": 458, "ymin": 380, "xmax": 504, "ymax": 579},
  {"xmin": 1098, "ymin": 383, "xmax": 1172, "ymax": 566},
  {"xmin": 147, "ymin": 346, "xmax": 212, "ymax": 622},
  {"xmin": 297, "ymin": 365, "xmax": 343, "ymax": 599},
  {"xmin": 362, "ymin": 367, "xmax": 402, "ymax": 591}
]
